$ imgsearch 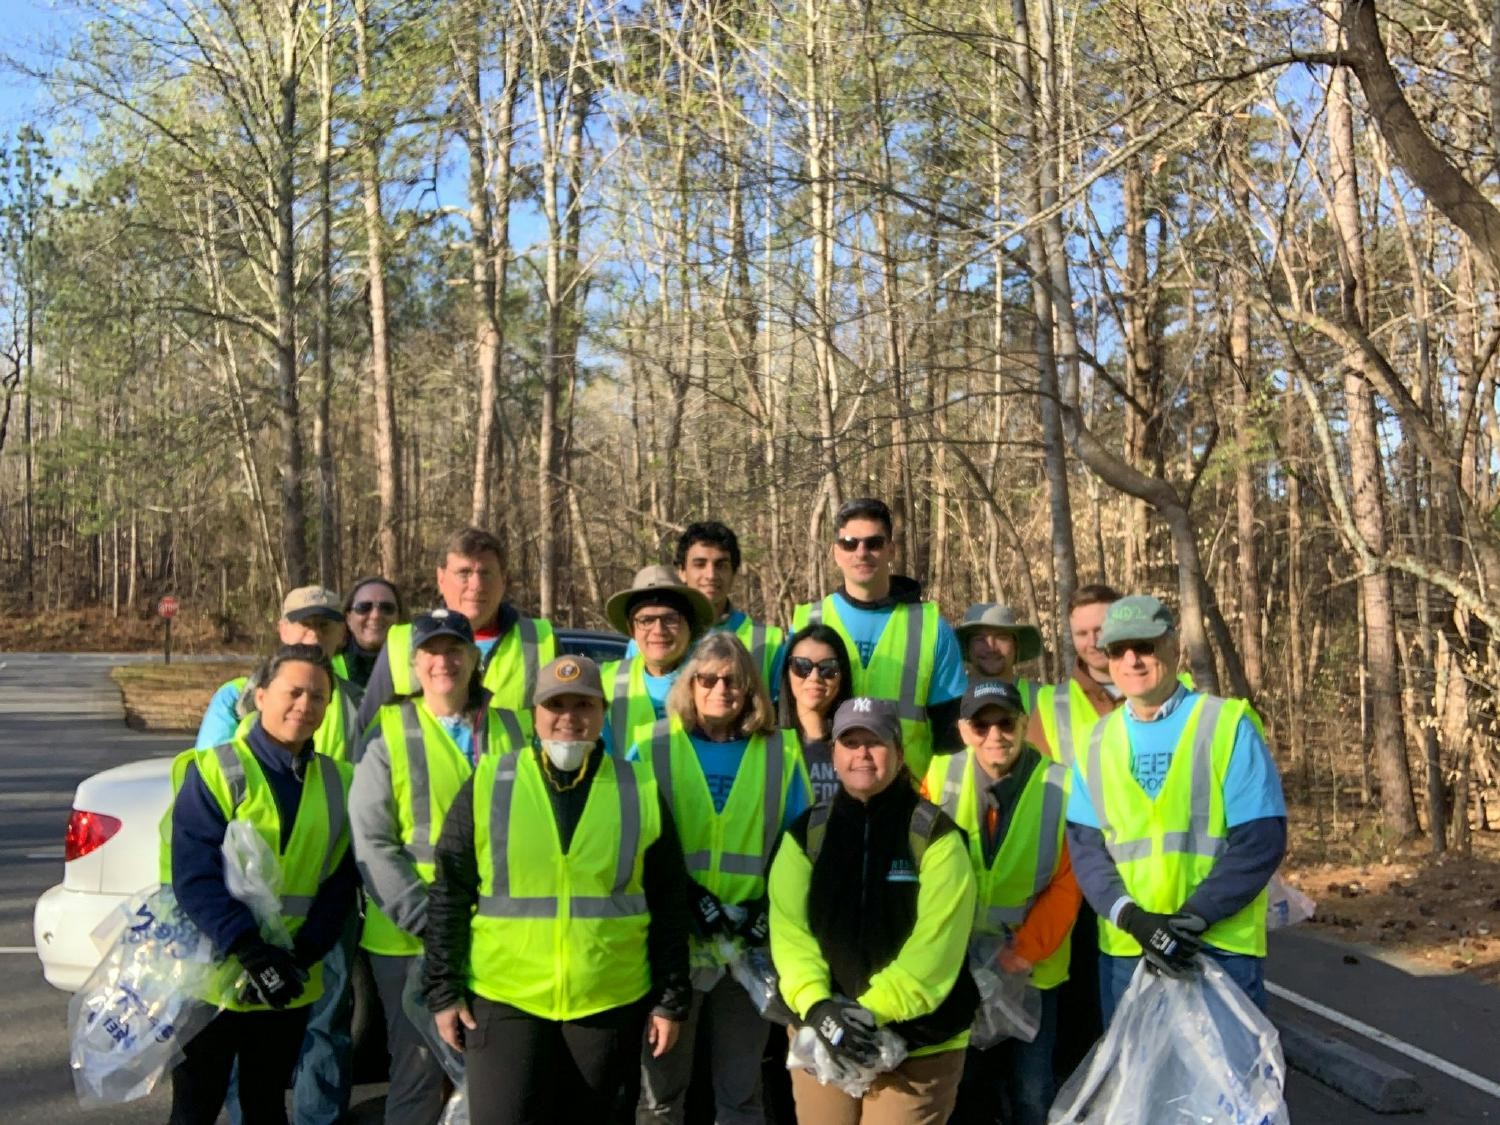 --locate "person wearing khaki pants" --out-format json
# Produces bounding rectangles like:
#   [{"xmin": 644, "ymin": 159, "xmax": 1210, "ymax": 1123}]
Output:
[{"xmin": 768, "ymin": 697, "xmax": 978, "ymax": 1125}]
